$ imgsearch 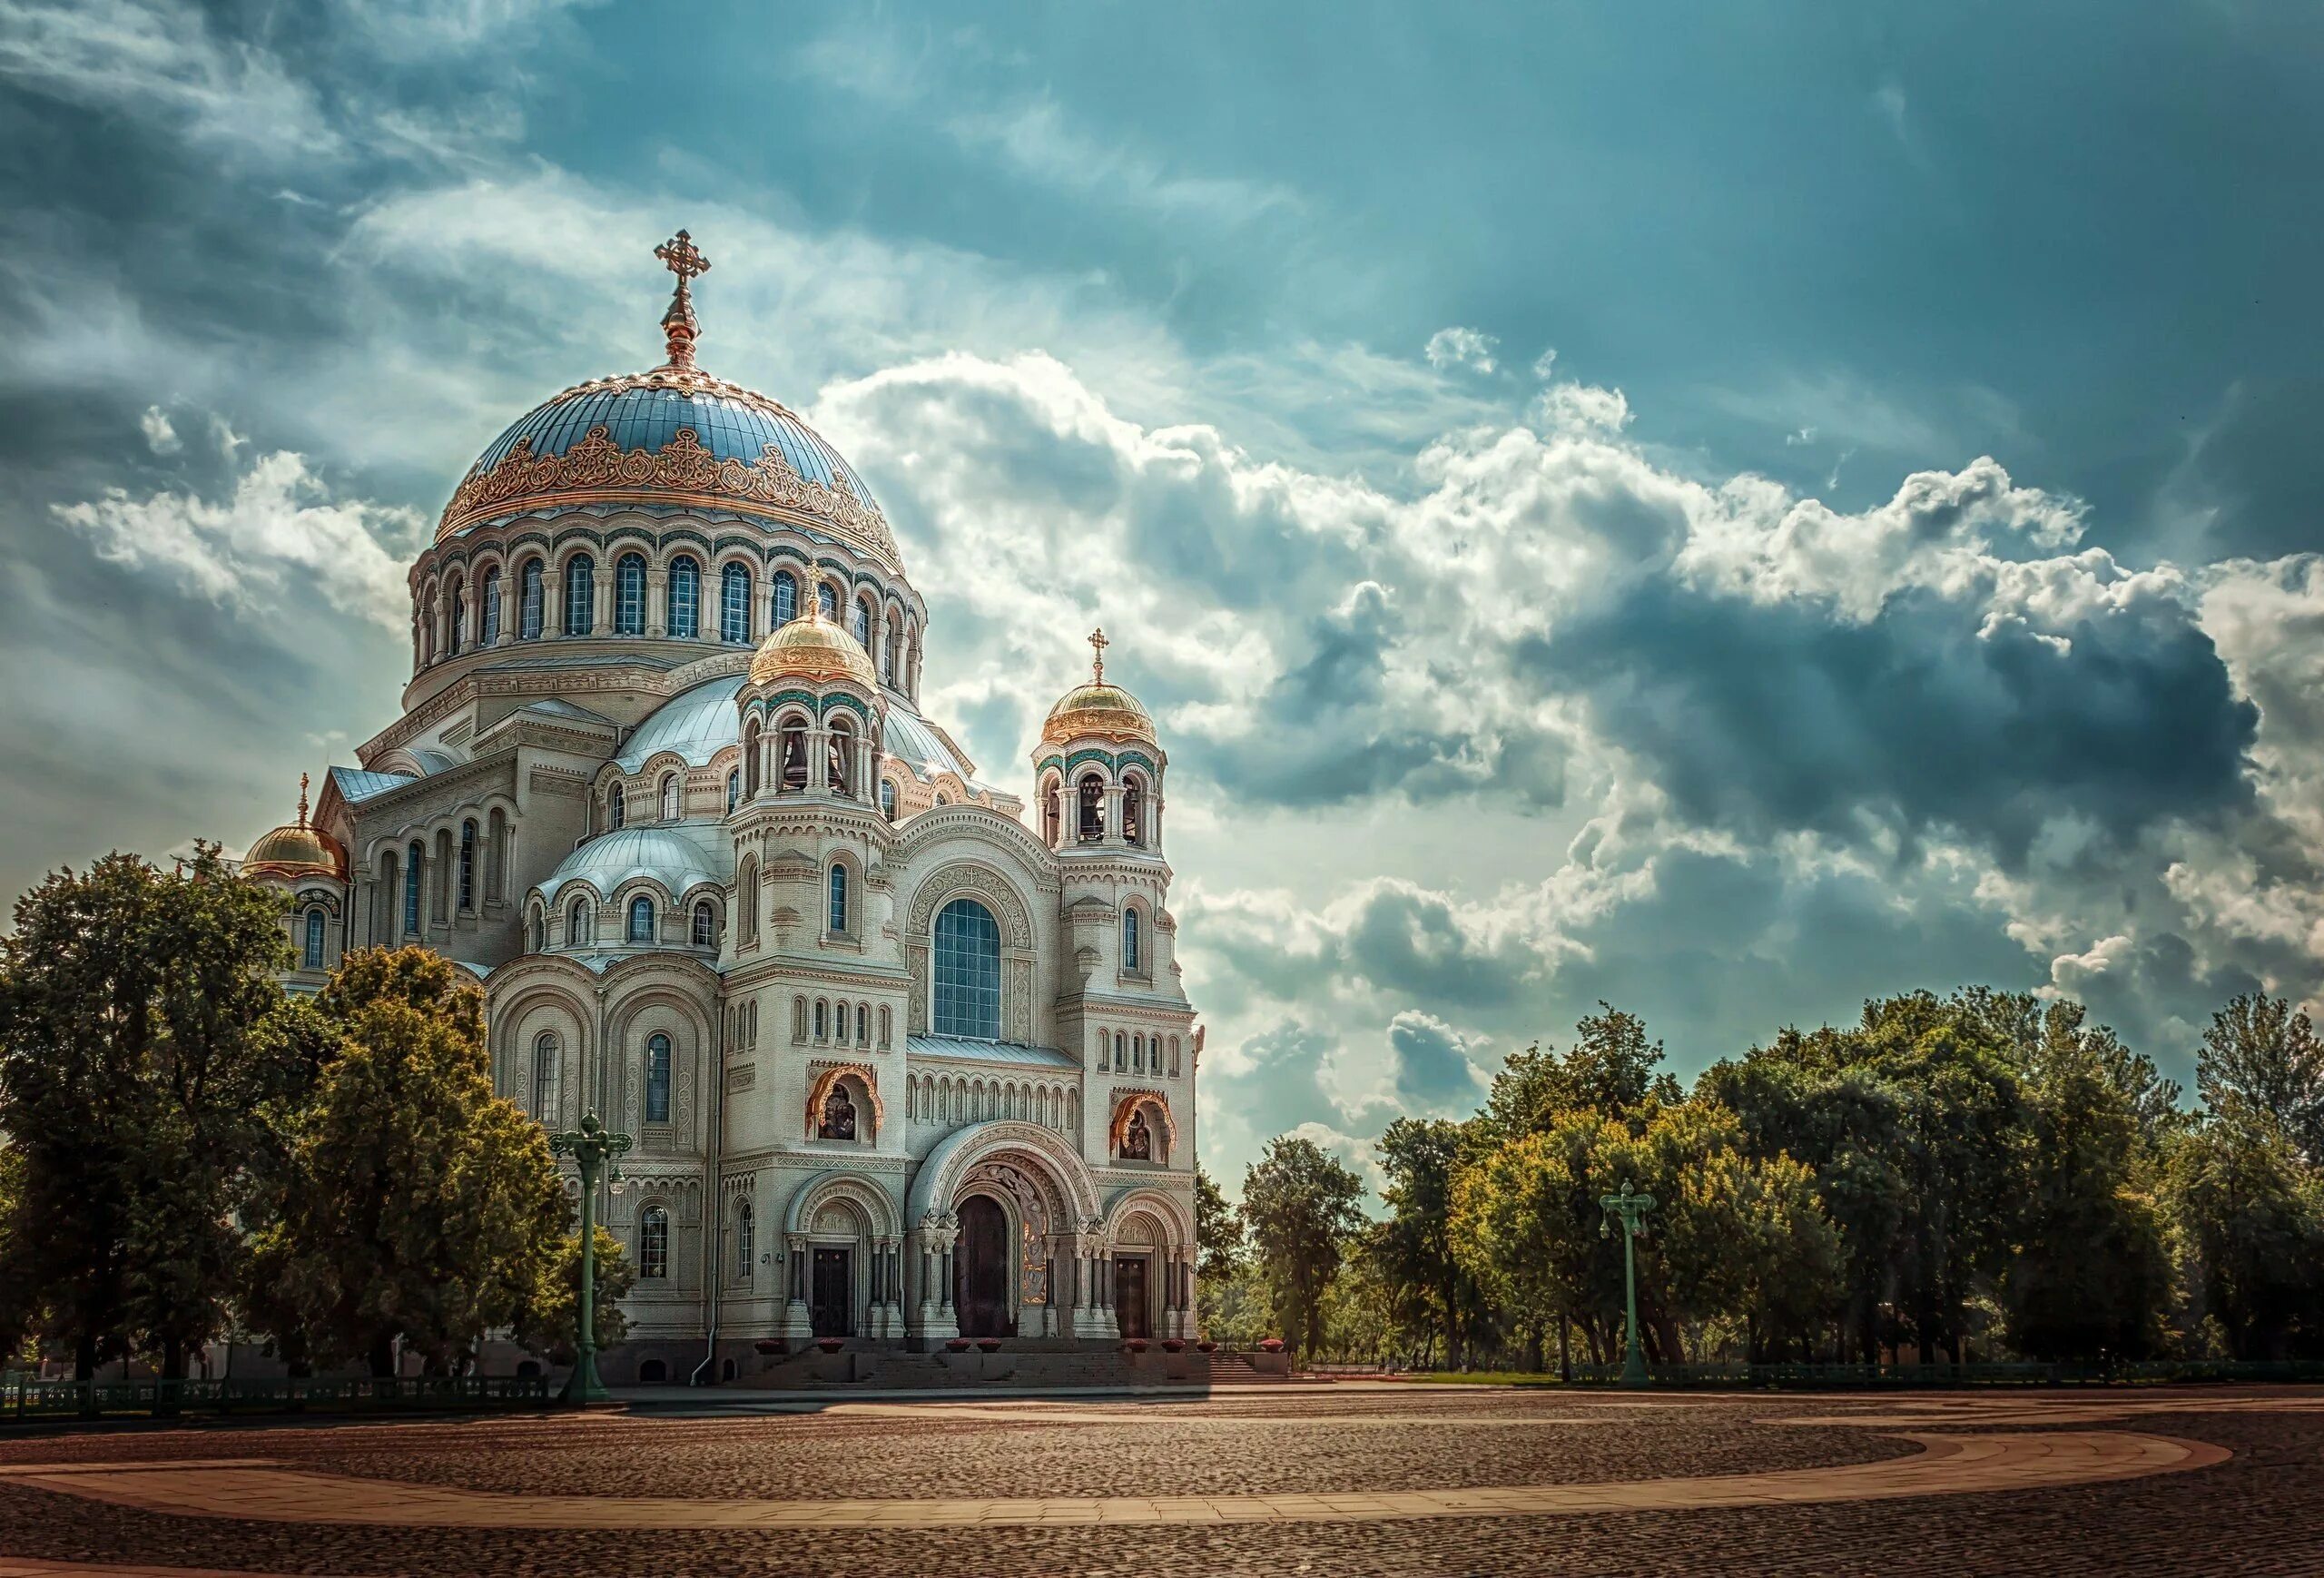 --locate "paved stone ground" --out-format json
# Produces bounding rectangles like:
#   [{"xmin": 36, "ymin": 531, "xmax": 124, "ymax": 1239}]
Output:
[{"xmin": 0, "ymin": 1385, "xmax": 2313, "ymax": 1575}]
